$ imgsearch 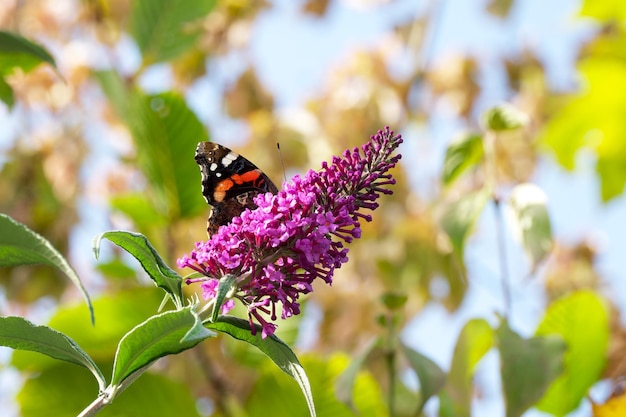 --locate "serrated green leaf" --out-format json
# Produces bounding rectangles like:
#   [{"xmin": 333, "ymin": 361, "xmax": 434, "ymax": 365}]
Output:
[
  {"xmin": 93, "ymin": 230, "xmax": 183, "ymax": 306},
  {"xmin": 441, "ymin": 189, "xmax": 490, "ymax": 257},
  {"xmin": 439, "ymin": 318, "xmax": 493, "ymax": 417},
  {"xmin": 0, "ymin": 316, "xmax": 105, "ymax": 391},
  {"xmin": 0, "ymin": 31, "xmax": 57, "ymax": 76},
  {"xmin": 335, "ymin": 337, "xmax": 379, "ymax": 412},
  {"xmin": 207, "ymin": 315, "xmax": 317, "ymax": 417},
  {"xmin": 442, "ymin": 133, "xmax": 484, "ymax": 186},
  {"xmin": 0, "ymin": 213, "xmax": 94, "ymax": 323},
  {"xmin": 0, "ymin": 76, "xmax": 14, "ymax": 108},
  {"xmin": 130, "ymin": 0, "xmax": 216, "ymax": 64},
  {"xmin": 498, "ymin": 320, "xmax": 566, "ymax": 417},
  {"xmin": 111, "ymin": 306, "xmax": 214, "ymax": 386},
  {"xmin": 508, "ymin": 183, "xmax": 553, "ymax": 273},
  {"xmin": 401, "ymin": 344, "xmax": 446, "ymax": 414},
  {"xmin": 535, "ymin": 291, "xmax": 609, "ymax": 416},
  {"xmin": 483, "ymin": 104, "xmax": 529, "ymax": 131}
]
